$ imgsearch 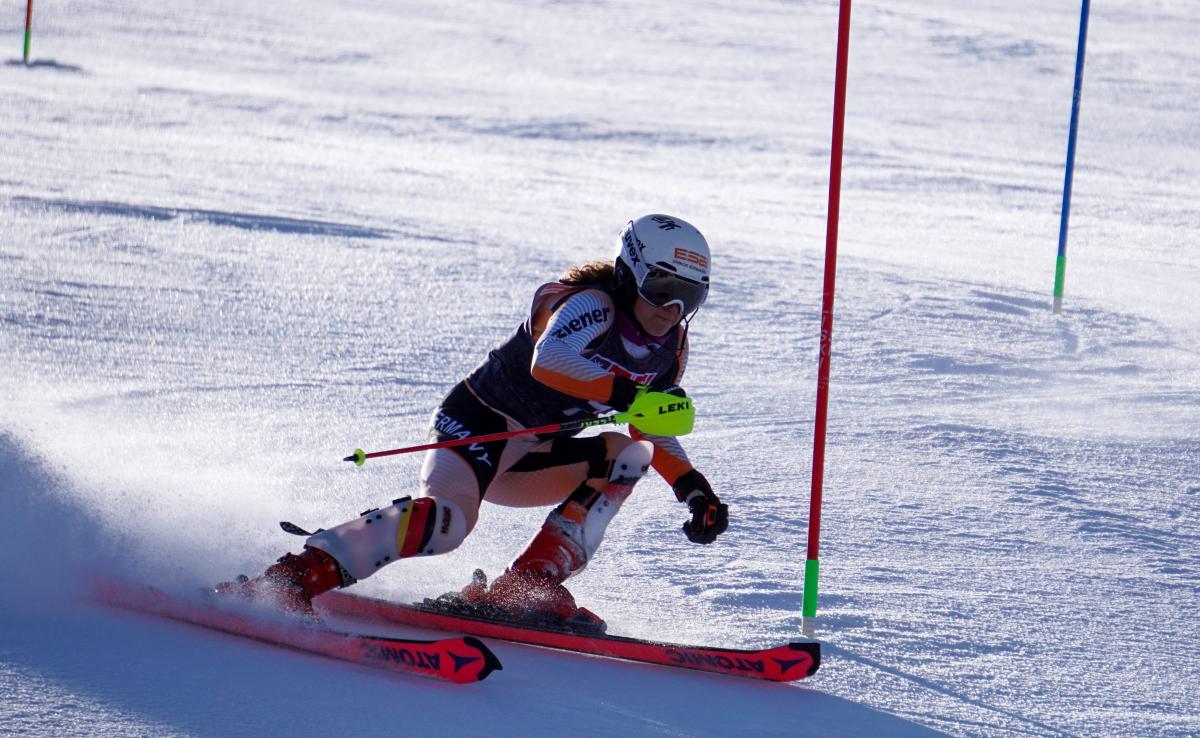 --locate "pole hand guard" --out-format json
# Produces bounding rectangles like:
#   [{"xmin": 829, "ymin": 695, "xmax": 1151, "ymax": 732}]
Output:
[{"xmin": 618, "ymin": 390, "xmax": 695, "ymax": 437}]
